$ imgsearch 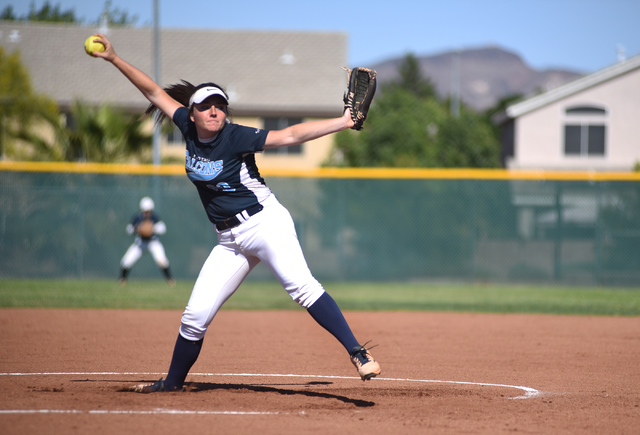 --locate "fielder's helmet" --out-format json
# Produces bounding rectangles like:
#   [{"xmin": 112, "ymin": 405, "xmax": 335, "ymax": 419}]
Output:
[{"xmin": 139, "ymin": 197, "xmax": 155, "ymax": 212}]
